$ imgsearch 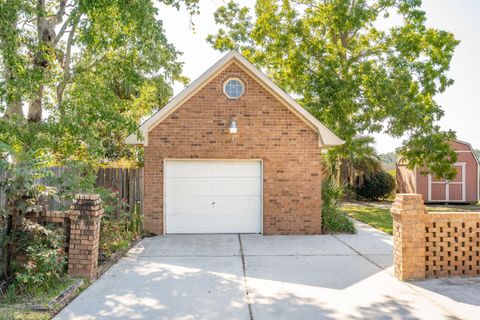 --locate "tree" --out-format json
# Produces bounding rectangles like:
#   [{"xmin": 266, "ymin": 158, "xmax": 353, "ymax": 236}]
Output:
[
  {"xmin": 0, "ymin": 0, "xmax": 199, "ymax": 163},
  {"xmin": 207, "ymin": 0, "xmax": 459, "ymax": 179}
]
